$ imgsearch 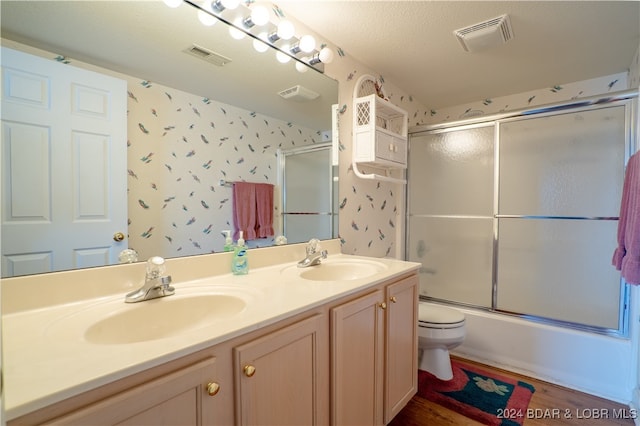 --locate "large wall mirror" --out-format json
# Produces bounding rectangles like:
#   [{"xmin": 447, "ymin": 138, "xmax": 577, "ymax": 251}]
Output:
[{"xmin": 1, "ymin": 1, "xmax": 339, "ymax": 277}]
